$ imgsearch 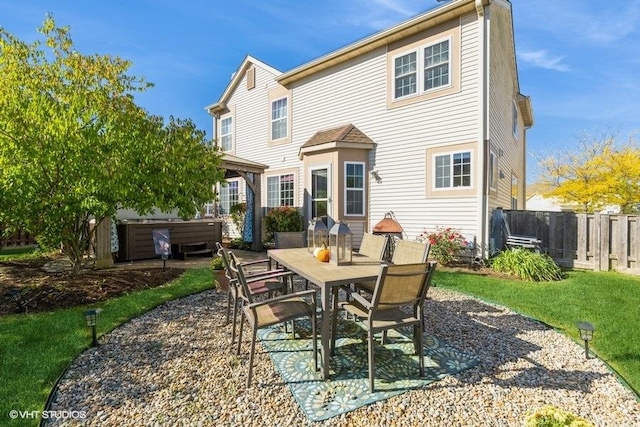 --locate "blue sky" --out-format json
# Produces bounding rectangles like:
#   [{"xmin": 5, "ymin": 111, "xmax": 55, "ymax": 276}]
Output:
[{"xmin": 3, "ymin": 0, "xmax": 640, "ymax": 183}]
